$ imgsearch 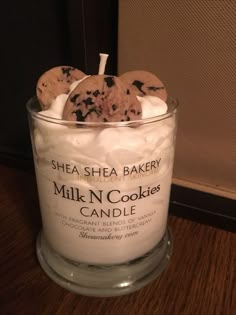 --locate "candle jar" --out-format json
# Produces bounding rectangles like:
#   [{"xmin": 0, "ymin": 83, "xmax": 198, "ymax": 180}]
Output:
[{"xmin": 27, "ymin": 96, "xmax": 178, "ymax": 297}]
